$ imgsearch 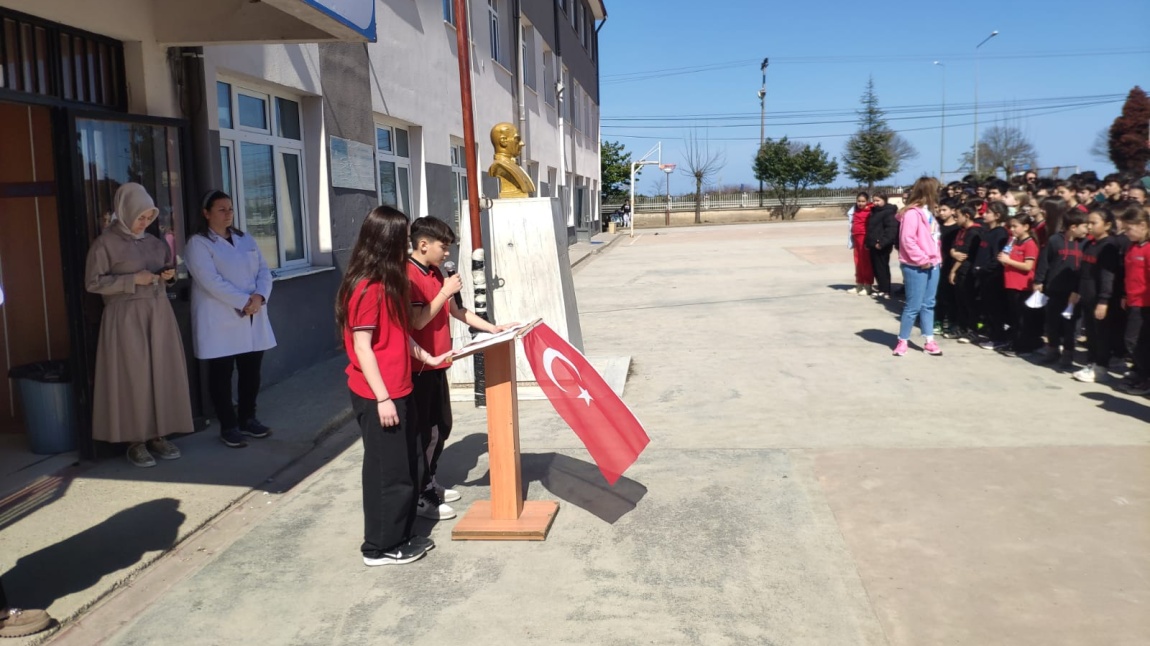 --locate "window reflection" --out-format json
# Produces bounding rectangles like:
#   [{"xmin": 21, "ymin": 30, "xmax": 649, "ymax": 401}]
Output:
[
  {"xmin": 76, "ymin": 118, "xmax": 185, "ymax": 276},
  {"xmin": 240, "ymin": 142, "xmax": 280, "ymax": 268}
]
